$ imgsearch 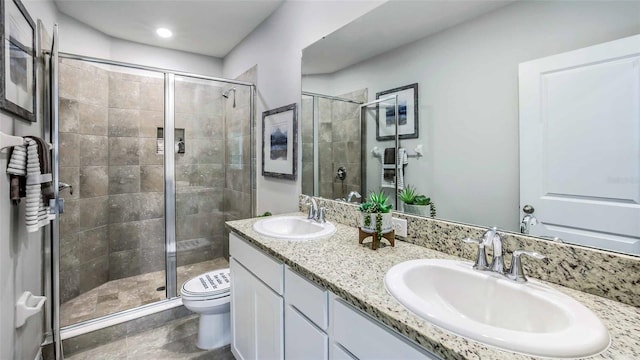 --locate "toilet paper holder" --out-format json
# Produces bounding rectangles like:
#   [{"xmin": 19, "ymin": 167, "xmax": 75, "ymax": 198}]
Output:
[{"xmin": 15, "ymin": 291, "xmax": 46, "ymax": 328}]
